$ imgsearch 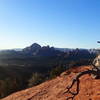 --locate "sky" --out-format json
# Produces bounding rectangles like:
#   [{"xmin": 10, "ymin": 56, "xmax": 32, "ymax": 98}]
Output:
[{"xmin": 0, "ymin": 0, "xmax": 100, "ymax": 49}]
